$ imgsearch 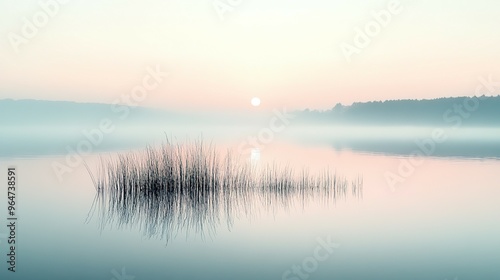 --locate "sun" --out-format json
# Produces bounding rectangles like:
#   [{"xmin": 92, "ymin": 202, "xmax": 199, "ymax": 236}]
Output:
[{"xmin": 251, "ymin": 97, "xmax": 261, "ymax": 107}]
